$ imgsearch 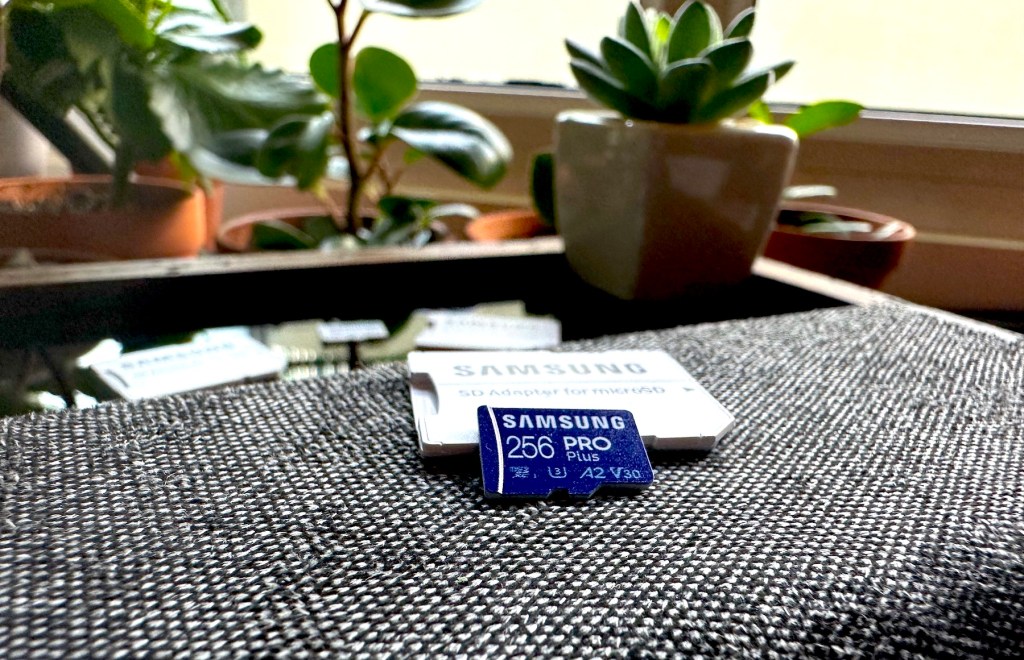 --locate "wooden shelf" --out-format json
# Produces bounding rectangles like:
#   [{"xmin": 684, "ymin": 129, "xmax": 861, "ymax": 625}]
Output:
[{"xmin": 0, "ymin": 238, "xmax": 879, "ymax": 349}]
